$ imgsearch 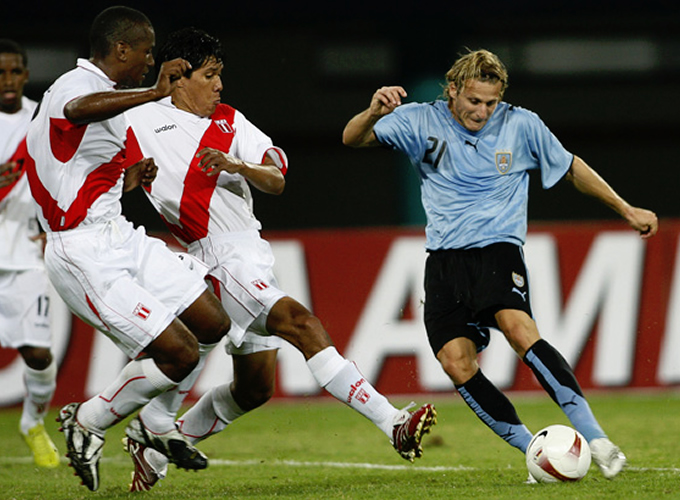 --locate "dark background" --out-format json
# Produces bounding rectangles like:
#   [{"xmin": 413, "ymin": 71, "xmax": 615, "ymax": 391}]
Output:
[{"xmin": 5, "ymin": 1, "xmax": 679, "ymax": 231}]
